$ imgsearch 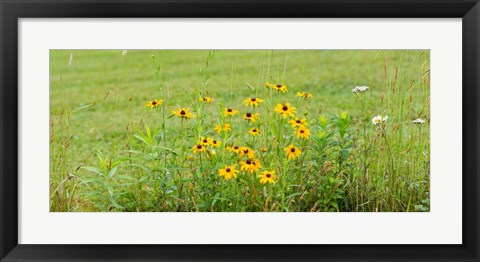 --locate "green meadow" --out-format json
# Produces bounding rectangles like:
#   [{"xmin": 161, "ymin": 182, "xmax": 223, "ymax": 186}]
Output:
[{"xmin": 50, "ymin": 50, "xmax": 430, "ymax": 212}]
